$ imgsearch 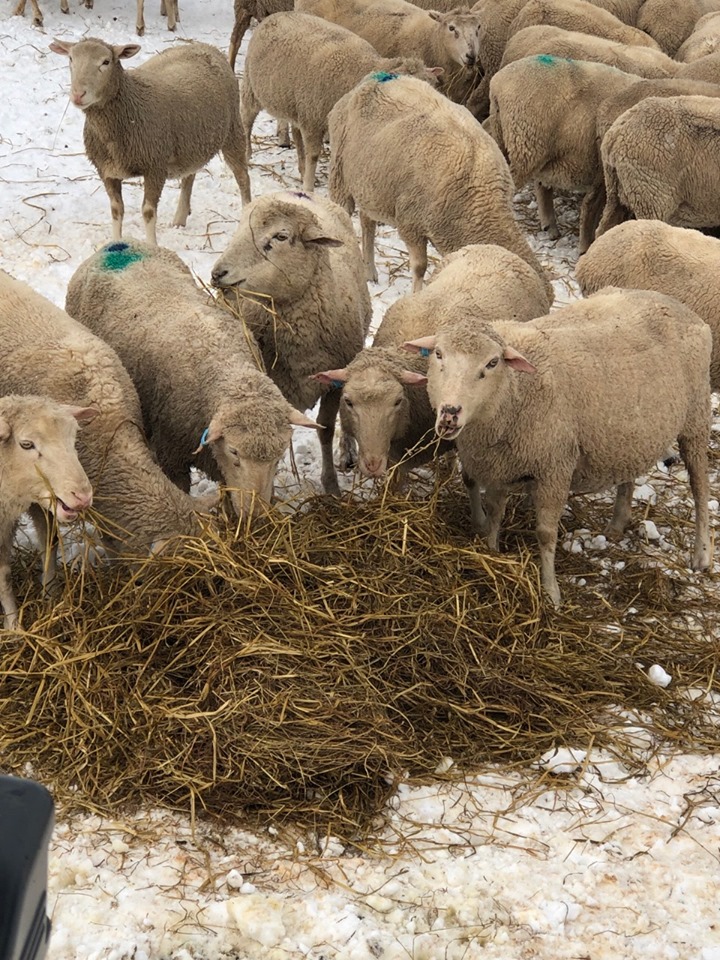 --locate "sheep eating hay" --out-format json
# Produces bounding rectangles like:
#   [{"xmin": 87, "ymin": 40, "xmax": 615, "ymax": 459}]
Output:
[{"xmin": 49, "ymin": 37, "xmax": 251, "ymax": 245}]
